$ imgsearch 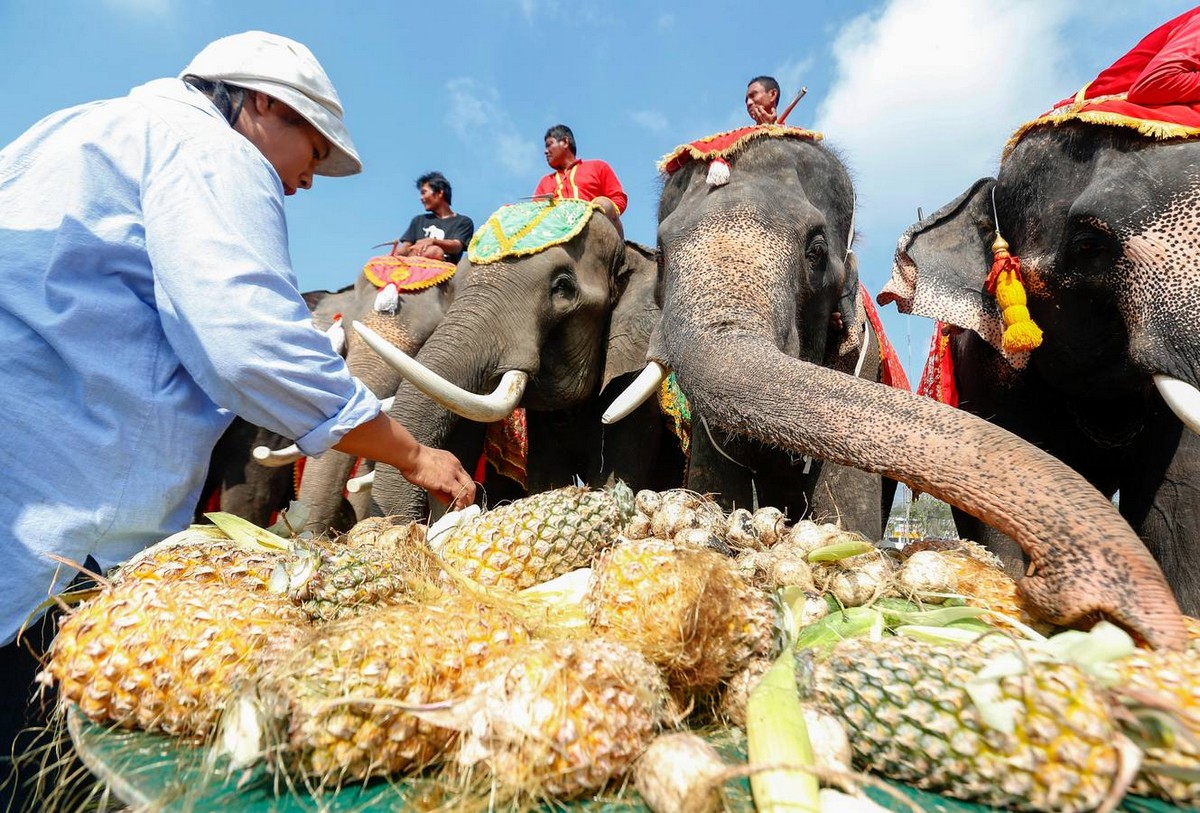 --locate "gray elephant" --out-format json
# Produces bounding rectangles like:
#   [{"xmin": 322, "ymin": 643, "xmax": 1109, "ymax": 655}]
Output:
[
  {"xmin": 880, "ymin": 118, "xmax": 1200, "ymax": 615},
  {"xmin": 357, "ymin": 199, "xmax": 682, "ymax": 521},
  {"xmin": 295, "ymin": 266, "xmax": 456, "ymax": 530},
  {"xmin": 626, "ymin": 125, "xmax": 1184, "ymax": 648},
  {"xmin": 199, "ymin": 269, "xmax": 454, "ymax": 530}
]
